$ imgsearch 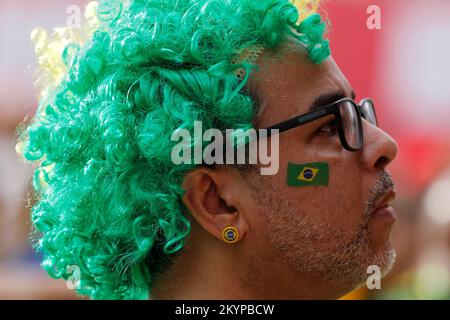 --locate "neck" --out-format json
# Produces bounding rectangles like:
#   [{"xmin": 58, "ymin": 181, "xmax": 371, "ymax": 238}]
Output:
[{"xmin": 150, "ymin": 228, "xmax": 348, "ymax": 300}]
